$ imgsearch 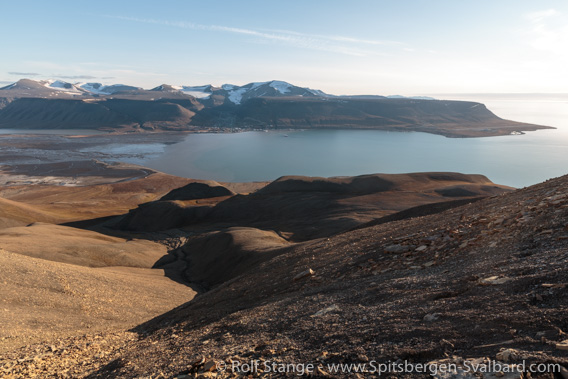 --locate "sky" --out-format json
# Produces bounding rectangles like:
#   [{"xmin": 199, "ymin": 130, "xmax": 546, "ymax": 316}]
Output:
[{"xmin": 1, "ymin": 0, "xmax": 568, "ymax": 95}]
